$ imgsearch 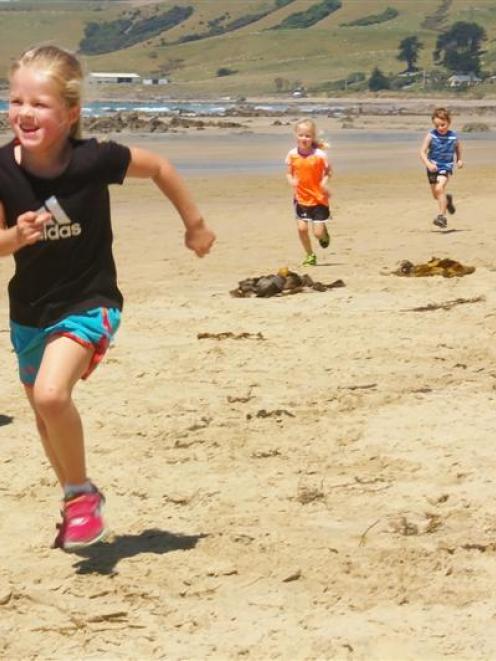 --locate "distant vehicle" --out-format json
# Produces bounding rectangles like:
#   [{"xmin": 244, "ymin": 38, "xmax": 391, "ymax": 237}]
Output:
[{"xmin": 292, "ymin": 89, "xmax": 306, "ymax": 98}]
